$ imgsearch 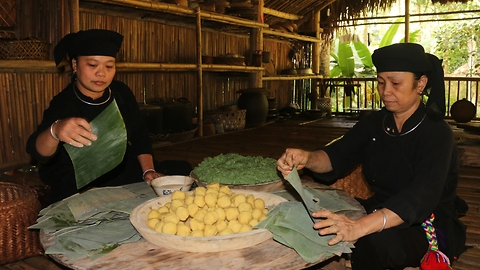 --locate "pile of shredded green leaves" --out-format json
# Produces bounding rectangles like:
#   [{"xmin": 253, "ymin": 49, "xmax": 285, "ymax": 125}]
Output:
[{"xmin": 193, "ymin": 153, "xmax": 279, "ymax": 185}]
